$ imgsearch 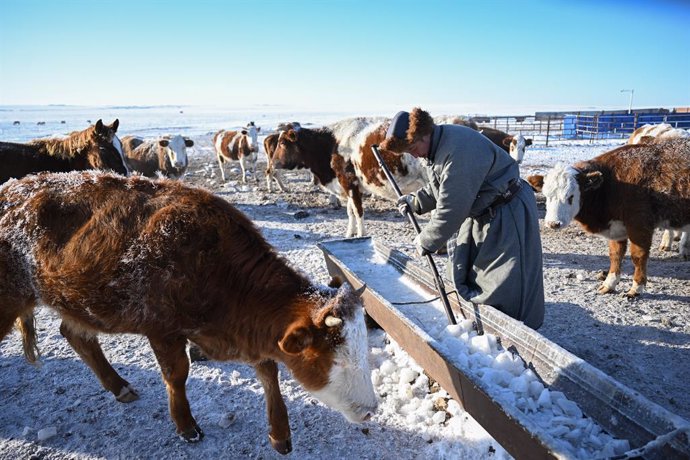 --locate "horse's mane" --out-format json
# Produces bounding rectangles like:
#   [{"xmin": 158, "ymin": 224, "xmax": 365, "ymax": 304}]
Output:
[{"xmin": 29, "ymin": 125, "xmax": 97, "ymax": 159}]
